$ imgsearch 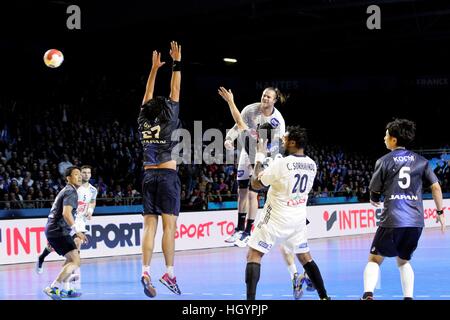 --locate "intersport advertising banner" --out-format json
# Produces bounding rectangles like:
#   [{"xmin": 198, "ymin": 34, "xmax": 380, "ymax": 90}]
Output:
[{"xmin": 0, "ymin": 199, "xmax": 448, "ymax": 265}]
